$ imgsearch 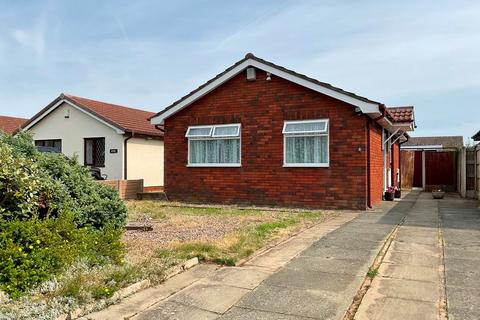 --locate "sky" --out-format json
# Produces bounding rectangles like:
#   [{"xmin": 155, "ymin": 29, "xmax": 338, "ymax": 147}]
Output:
[{"xmin": 1, "ymin": 0, "xmax": 479, "ymax": 143}]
